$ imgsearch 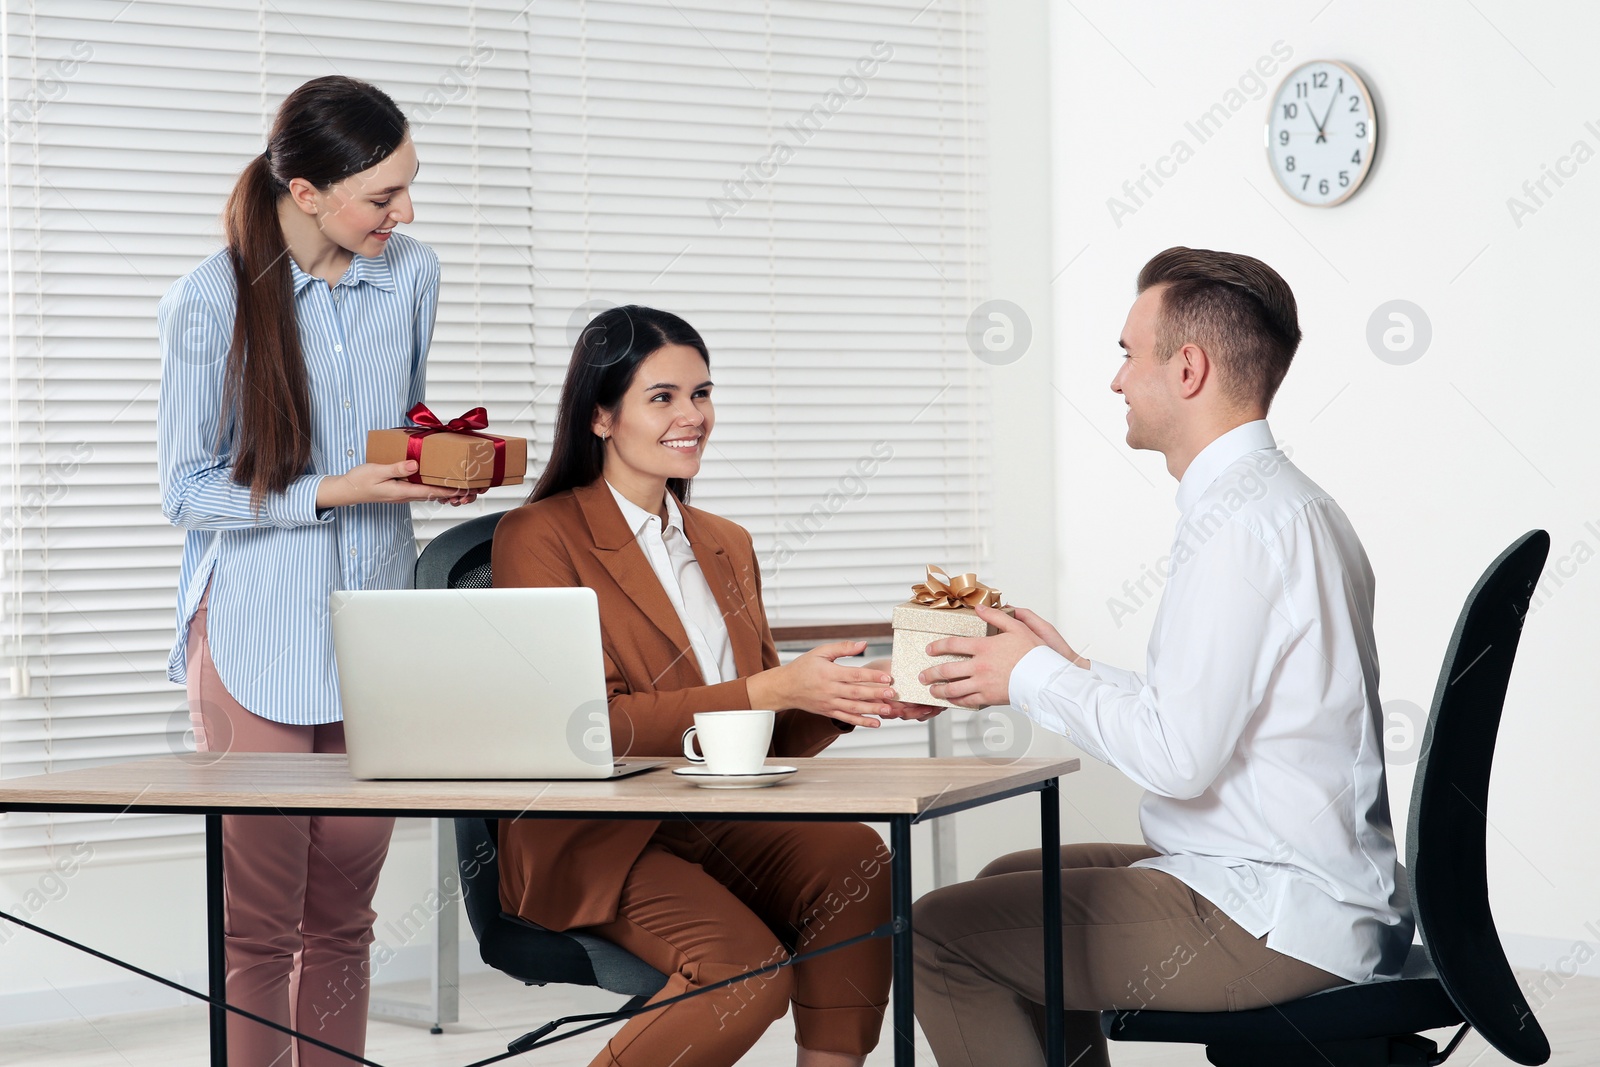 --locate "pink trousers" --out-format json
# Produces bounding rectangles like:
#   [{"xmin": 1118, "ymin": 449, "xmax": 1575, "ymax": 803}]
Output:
[{"xmin": 186, "ymin": 586, "xmax": 393, "ymax": 1067}]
